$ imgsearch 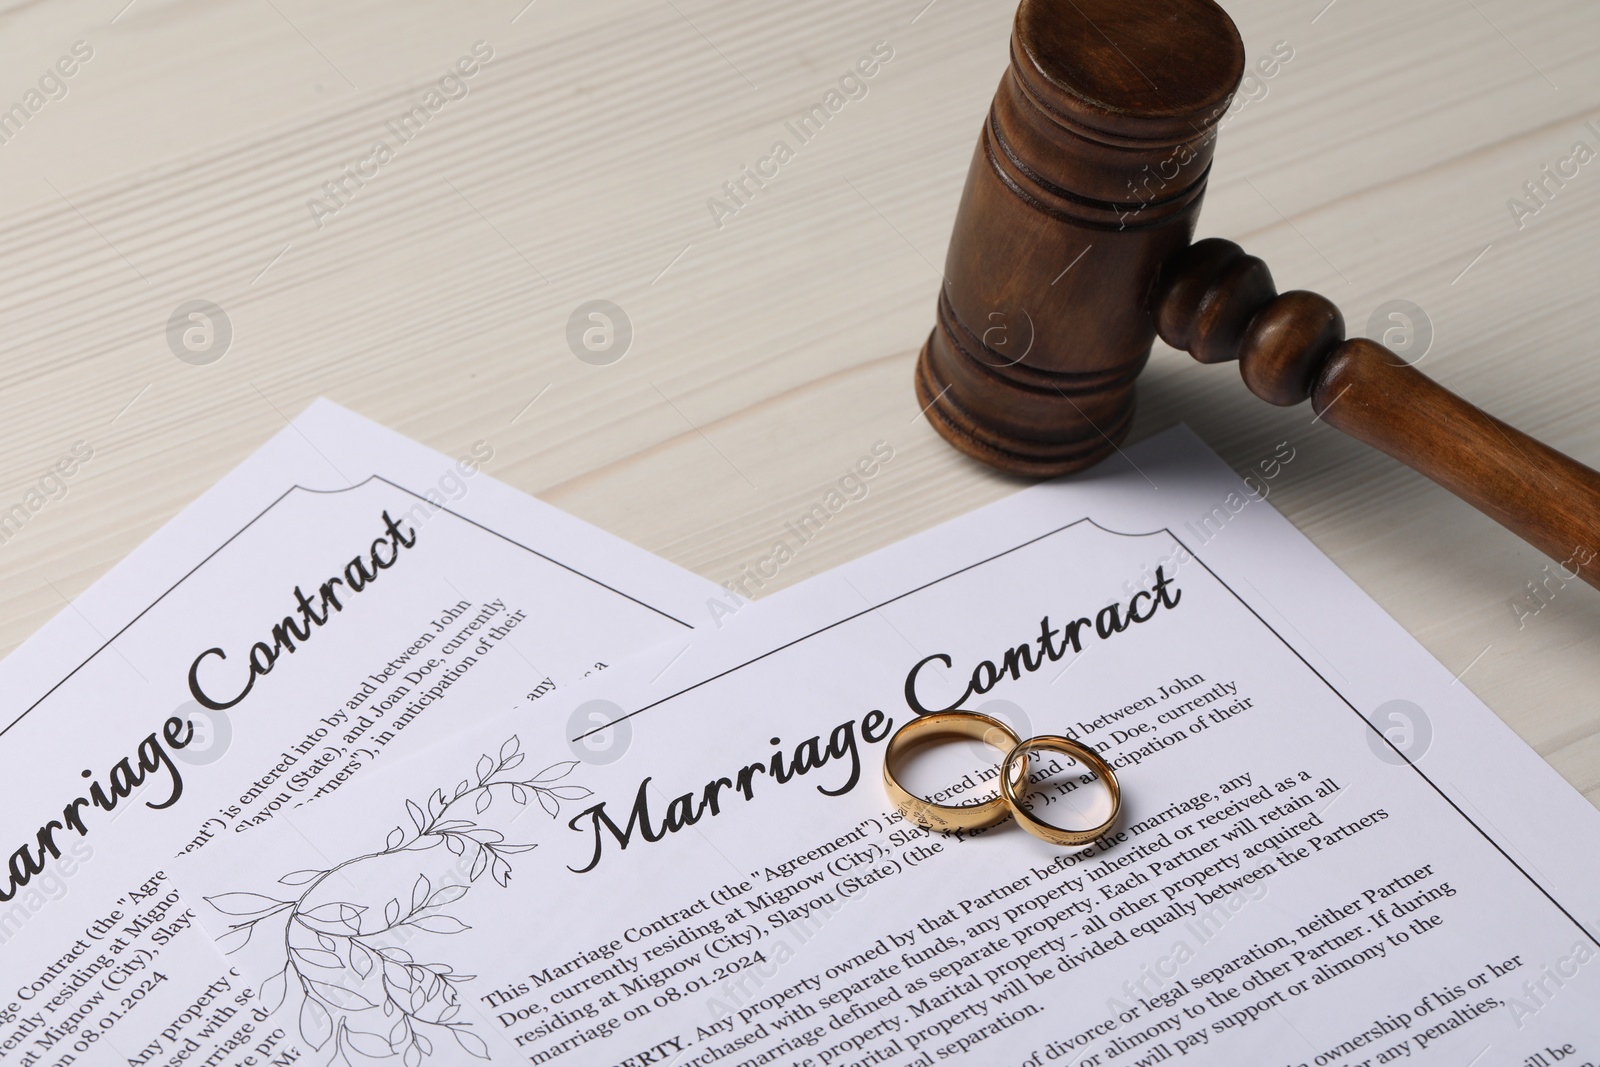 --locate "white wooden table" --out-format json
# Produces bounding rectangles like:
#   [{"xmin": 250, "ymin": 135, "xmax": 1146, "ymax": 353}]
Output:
[{"xmin": 2, "ymin": 0, "xmax": 1597, "ymax": 801}]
